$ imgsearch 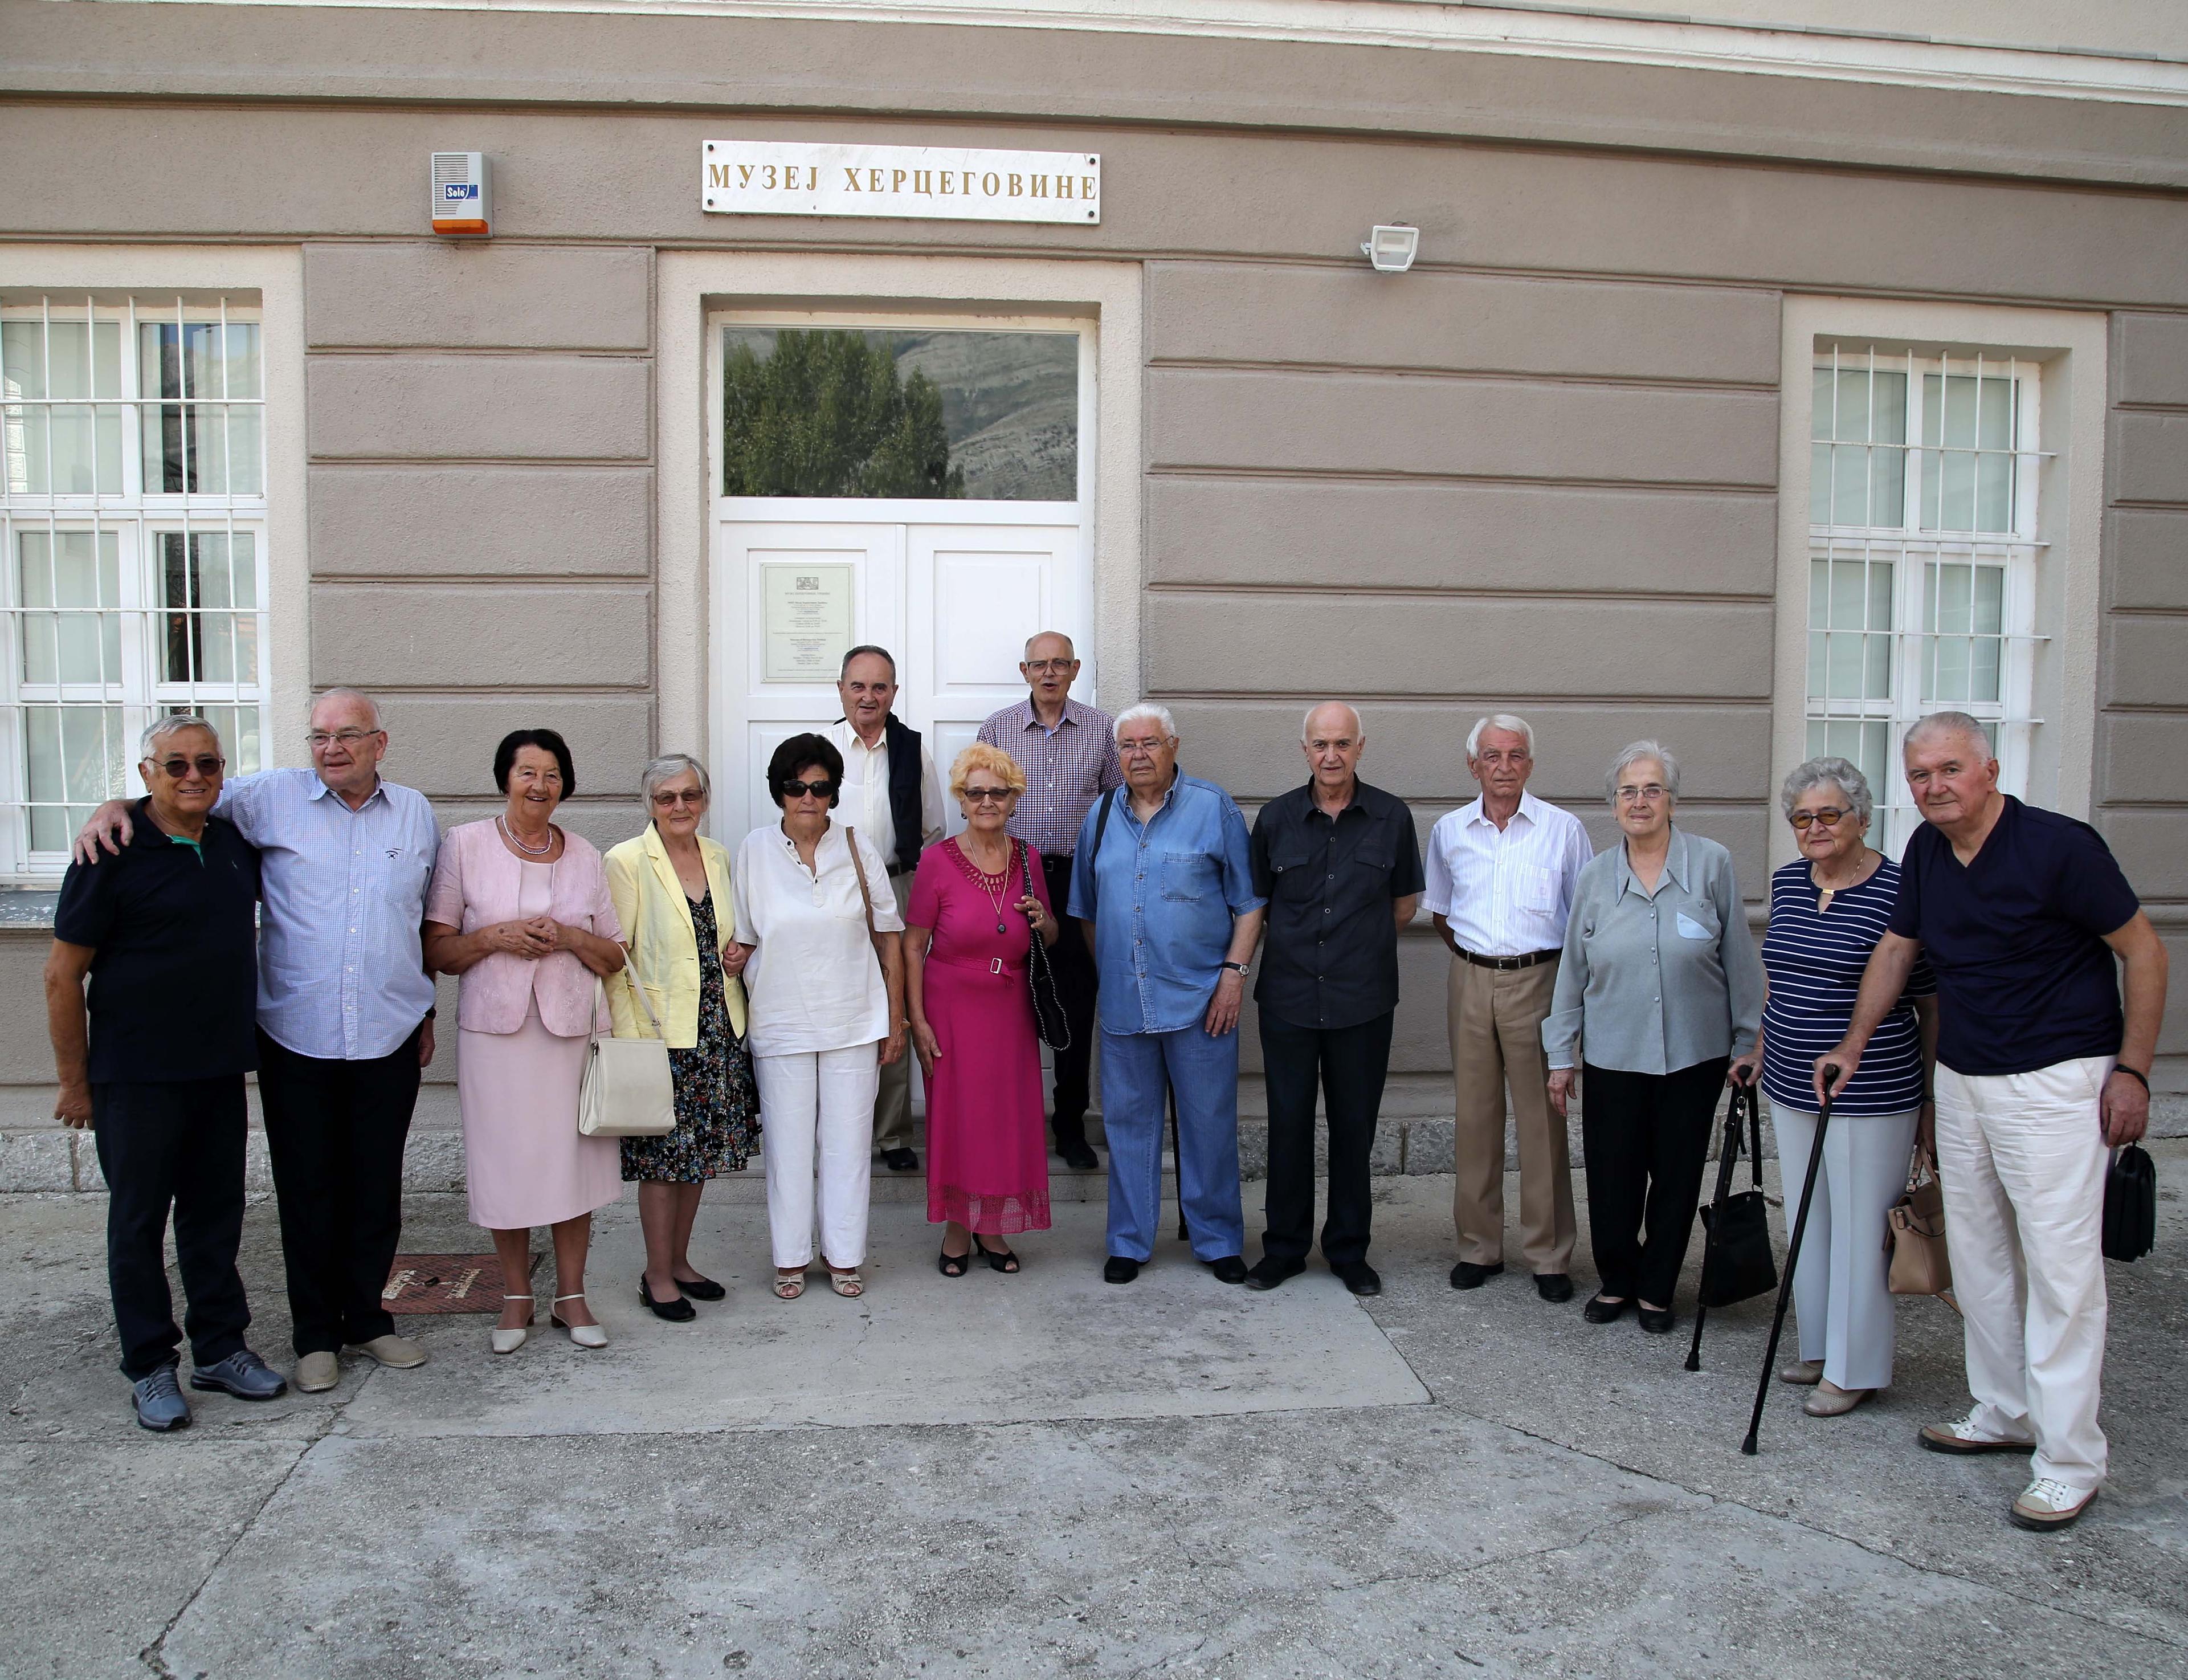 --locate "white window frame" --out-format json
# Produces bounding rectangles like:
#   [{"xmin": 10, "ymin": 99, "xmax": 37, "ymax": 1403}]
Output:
[
  {"xmin": 0, "ymin": 248, "xmax": 305, "ymax": 884},
  {"xmin": 1772, "ymin": 298, "xmax": 2107, "ymax": 873}
]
